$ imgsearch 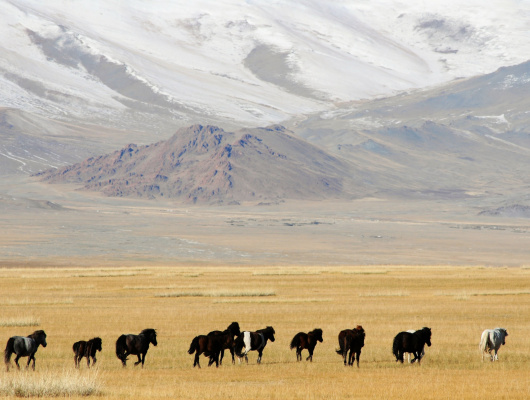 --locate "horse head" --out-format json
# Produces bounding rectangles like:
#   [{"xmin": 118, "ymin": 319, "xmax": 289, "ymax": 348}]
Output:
[
  {"xmin": 228, "ymin": 322, "xmax": 241, "ymax": 337},
  {"xmin": 312, "ymin": 329, "xmax": 323, "ymax": 342},
  {"xmin": 31, "ymin": 330, "xmax": 47, "ymax": 347},
  {"xmin": 422, "ymin": 327, "xmax": 432, "ymax": 347},
  {"xmin": 92, "ymin": 337, "xmax": 103, "ymax": 352},
  {"xmin": 266, "ymin": 326, "xmax": 275, "ymax": 342},
  {"xmin": 141, "ymin": 329, "xmax": 158, "ymax": 346}
]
